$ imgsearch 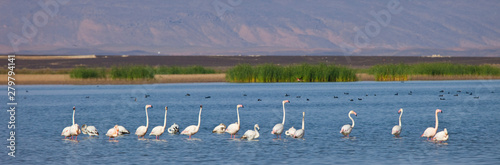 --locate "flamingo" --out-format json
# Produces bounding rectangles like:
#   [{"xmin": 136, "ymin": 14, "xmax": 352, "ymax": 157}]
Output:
[
  {"xmin": 392, "ymin": 108, "xmax": 403, "ymax": 137},
  {"xmin": 285, "ymin": 127, "xmax": 296, "ymax": 137},
  {"xmin": 181, "ymin": 105, "xmax": 203, "ymax": 139},
  {"xmin": 150, "ymin": 106, "xmax": 168, "ymax": 139},
  {"xmin": 82, "ymin": 124, "xmax": 99, "ymax": 137},
  {"xmin": 69, "ymin": 124, "xmax": 81, "ymax": 140},
  {"xmin": 241, "ymin": 124, "xmax": 260, "ymax": 140},
  {"xmin": 272, "ymin": 100, "xmax": 290, "ymax": 139},
  {"xmin": 293, "ymin": 112, "xmax": 305, "ymax": 139},
  {"xmin": 61, "ymin": 106, "xmax": 76, "ymax": 139},
  {"xmin": 117, "ymin": 125, "xmax": 130, "ymax": 135},
  {"xmin": 168, "ymin": 123, "xmax": 180, "ymax": 134},
  {"xmin": 61, "ymin": 127, "xmax": 71, "ymax": 139},
  {"xmin": 69, "ymin": 106, "xmax": 81, "ymax": 140},
  {"xmin": 421, "ymin": 109, "xmax": 443, "ymax": 140},
  {"xmin": 212, "ymin": 123, "xmax": 226, "ymax": 134},
  {"xmin": 106, "ymin": 125, "xmax": 120, "ymax": 140},
  {"xmin": 340, "ymin": 110, "xmax": 357, "ymax": 137},
  {"xmin": 432, "ymin": 128, "xmax": 449, "ymax": 142},
  {"xmin": 226, "ymin": 104, "xmax": 244, "ymax": 138},
  {"xmin": 135, "ymin": 105, "xmax": 152, "ymax": 138}
]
